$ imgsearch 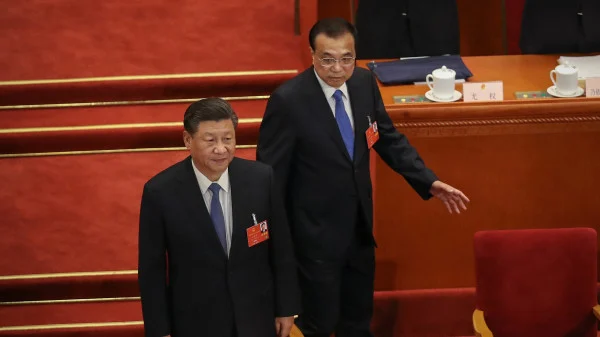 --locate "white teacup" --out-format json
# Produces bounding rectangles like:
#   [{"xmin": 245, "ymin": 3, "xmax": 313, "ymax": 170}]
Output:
[
  {"xmin": 550, "ymin": 63, "xmax": 578, "ymax": 96},
  {"xmin": 426, "ymin": 65, "xmax": 456, "ymax": 100}
]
